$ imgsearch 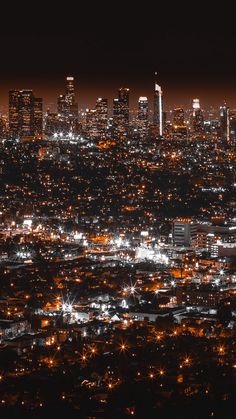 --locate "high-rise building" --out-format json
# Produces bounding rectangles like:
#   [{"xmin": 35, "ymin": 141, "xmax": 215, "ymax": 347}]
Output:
[
  {"xmin": 230, "ymin": 109, "xmax": 236, "ymax": 143},
  {"xmin": 118, "ymin": 88, "xmax": 129, "ymax": 124},
  {"xmin": 57, "ymin": 94, "xmax": 67, "ymax": 115},
  {"xmin": 112, "ymin": 89, "xmax": 130, "ymax": 135},
  {"xmin": 96, "ymin": 98, "xmax": 108, "ymax": 134},
  {"xmin": 34, "ymin": 98, "xmax": 43, "ymax": 136},
  {"xmin": 65, "ymin": 76, "xmax": 75, "ymax": 103},
  {"xmin": 220, "ymin": 103, "xmax": 230, "ymax": 143},
  {"xmin": 57, "ymin": 76, "xmax": 78, "ymax": 119},
  {"xmin": 9, "ymin": 90, "xmax": 21, "ymax": 137},
  {"xmin": 172, "ymin": 108, "xmax": 187, "ymax": 136},
  {"xmin": 138, "ymin": 97, "xmax": 148, "ymax": 135},
  {"xmin": 0, "ymin": 114, "xmax": 7, "ymax": 138},
  {"xmin": 192, "ymin": 98, "xmax": 200, "ymax": 111},
  {"xmin": 192, "ymin": 99, "xmax": 204, "ymax": 133},
  {"xmin": 153, "ymin": 73, "xmax": 163, "ymax": 136},
  {"xmin": 173, "ymin": 219, "xmax": 198, "ymax": 247},
  {"xmin": 20, "ymin": 90, "xmax": 35, "ymax": 136},
  {"xmin": 85, "ymin": 109, "xmax": 98, "ymax": 138},
  {"xmin": 173, "ymin": 108, "xmax": 185, "ymax": 127},
  {"xmin": 138, "ymin": 97, "xmax": 148, "ymax": 121},
  {"xmin": 9, "ymin": 90, "xmax": 42, "ymax": 138}
]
